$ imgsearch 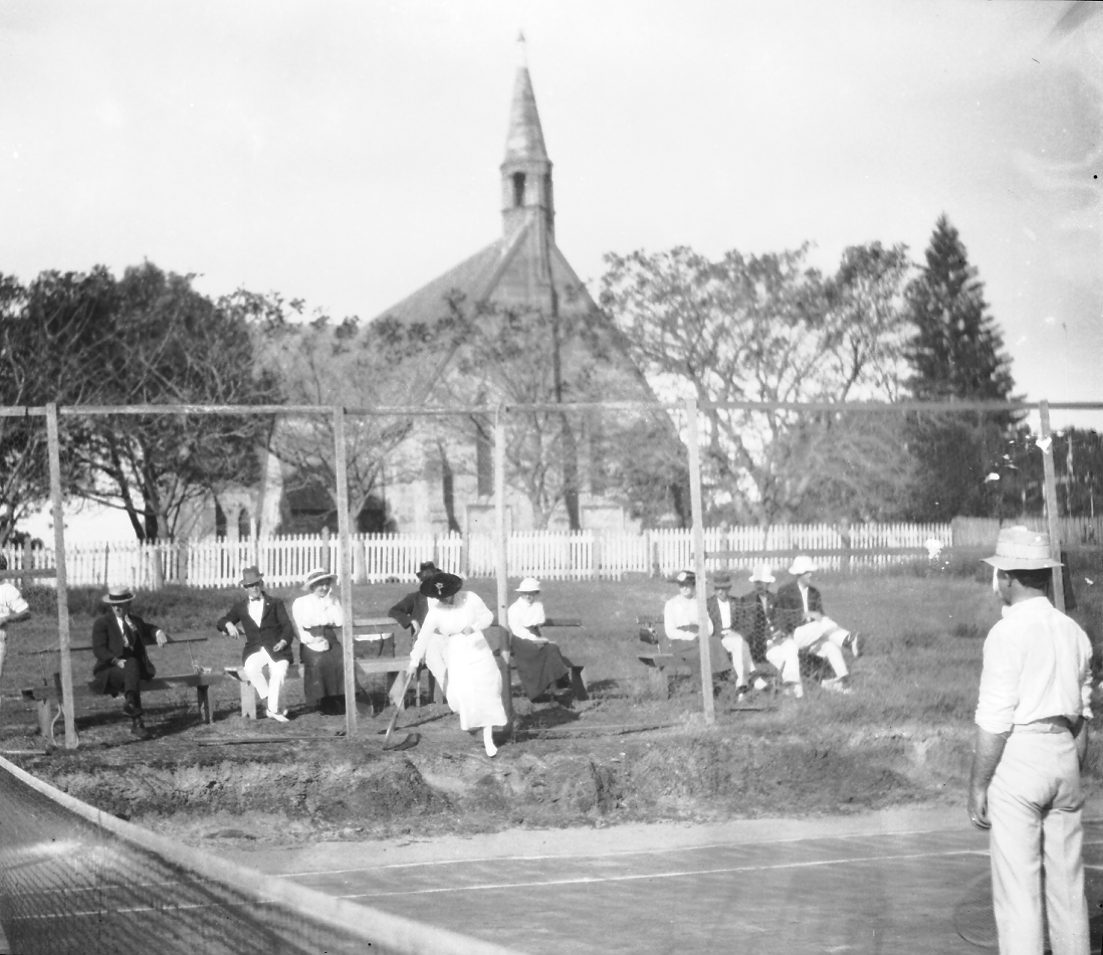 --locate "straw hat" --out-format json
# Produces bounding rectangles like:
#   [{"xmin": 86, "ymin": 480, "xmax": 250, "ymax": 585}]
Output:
[
  {"xmin": 239, "ymin": 565, "xmax": 265, "ymax": 587},
  {"xmin": 419, "ymin": 571, "xmax": 463, "ymax": 599},
  {"xmin": 748, "ymin": 564, "xmax": 776, "ymax": 583},
  {"xmin": 303, "ymin": 568, "xmax": 337, "ymax": 591},
  {"xmin": 103, "ymin": 586, "xmax": 135, "ymax": 605},
  {"xmin": 515, "ymin": 577, "xmax": 541, "ymax": 593},
  {"xmin": 982, "ymin": 526, "xmax": 1061, "ymax": 571},
  {"xmin": 787, "ymin": 556, "xmax": 817, "ymax": 576}
]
